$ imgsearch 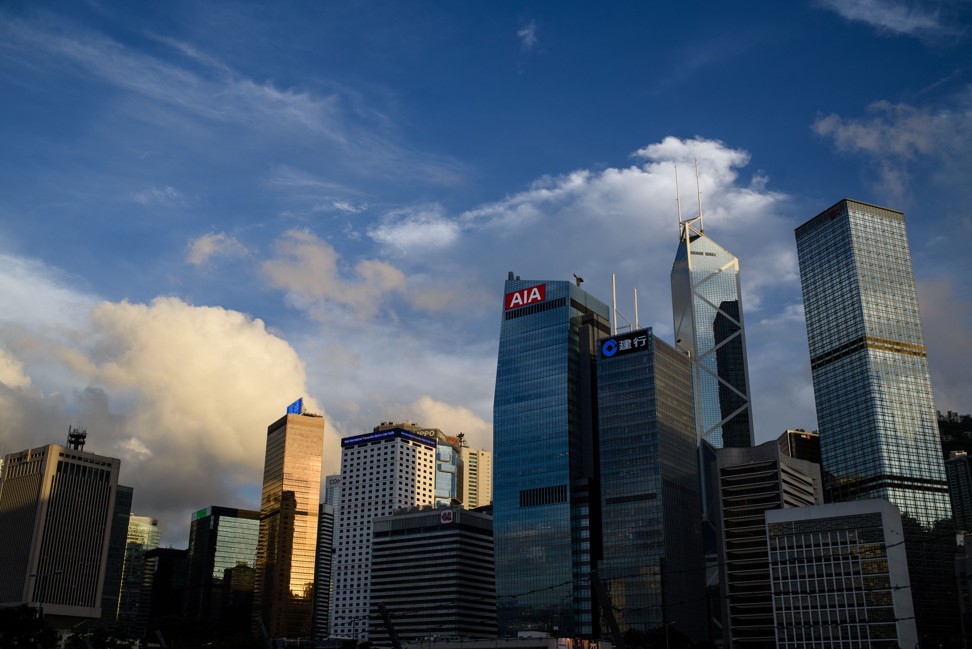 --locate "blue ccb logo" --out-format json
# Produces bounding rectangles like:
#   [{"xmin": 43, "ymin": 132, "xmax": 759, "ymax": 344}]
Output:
[{"xmin": 601, "ymin": 339, "xmax": 618, "ymax": 357}]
